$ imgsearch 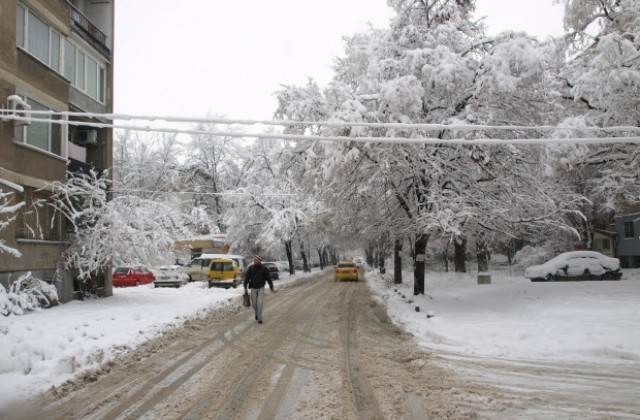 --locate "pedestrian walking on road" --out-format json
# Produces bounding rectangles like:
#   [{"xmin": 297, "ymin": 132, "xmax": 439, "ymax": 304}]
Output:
[{"xmin": 244, "ymin": 255, "xmax": 275, "ymax": 324}]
